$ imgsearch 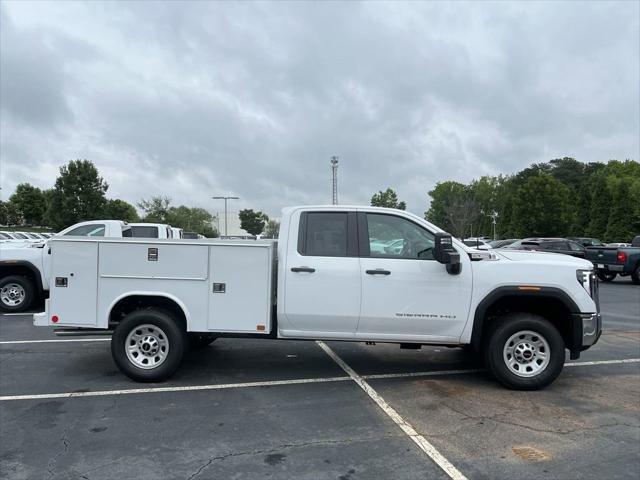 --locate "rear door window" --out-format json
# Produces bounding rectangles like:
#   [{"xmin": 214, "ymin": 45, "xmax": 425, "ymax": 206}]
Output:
[
  {"xmin": 130, "ymin": 226, "xmax": 159, "ymax": 238},
  {"xmin": 299, "ymin": 212, "xmax": 348, "ymax": 257}
]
